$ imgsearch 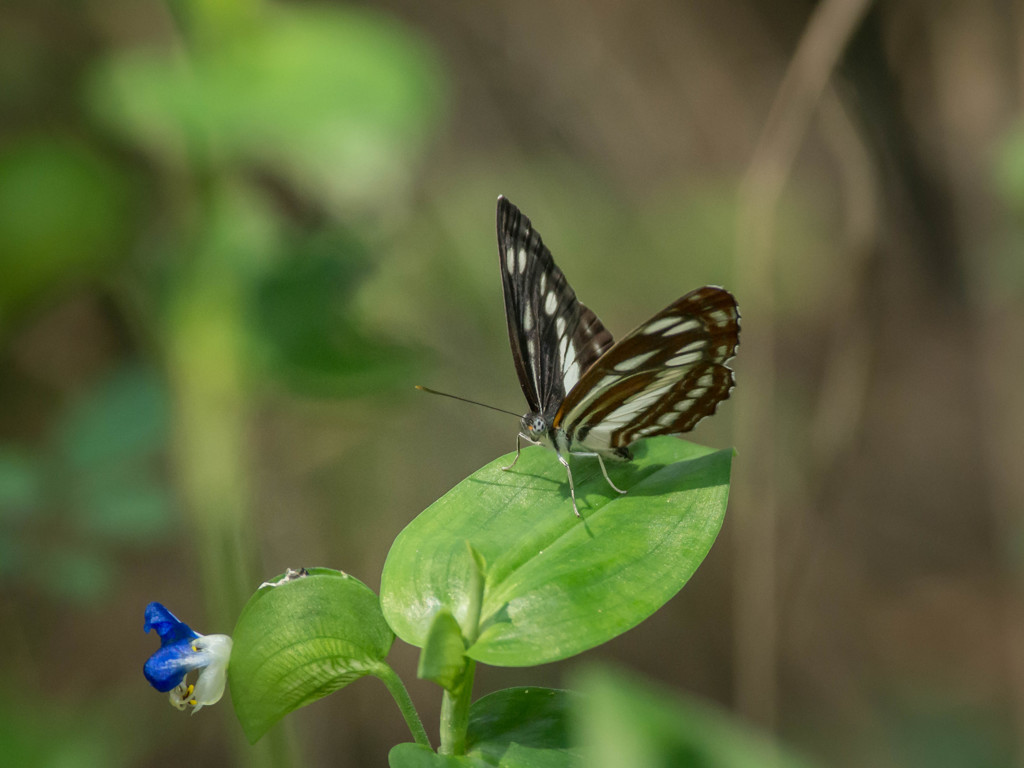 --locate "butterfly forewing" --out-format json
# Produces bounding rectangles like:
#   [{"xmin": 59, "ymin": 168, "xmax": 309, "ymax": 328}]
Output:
[
  {"xmin": 497, "ymin": 197, "xmax": 613, "ymax": 416},
  {"xmin": 553, "ymin": 285, "xmax": 739, "ymax": 451}
]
